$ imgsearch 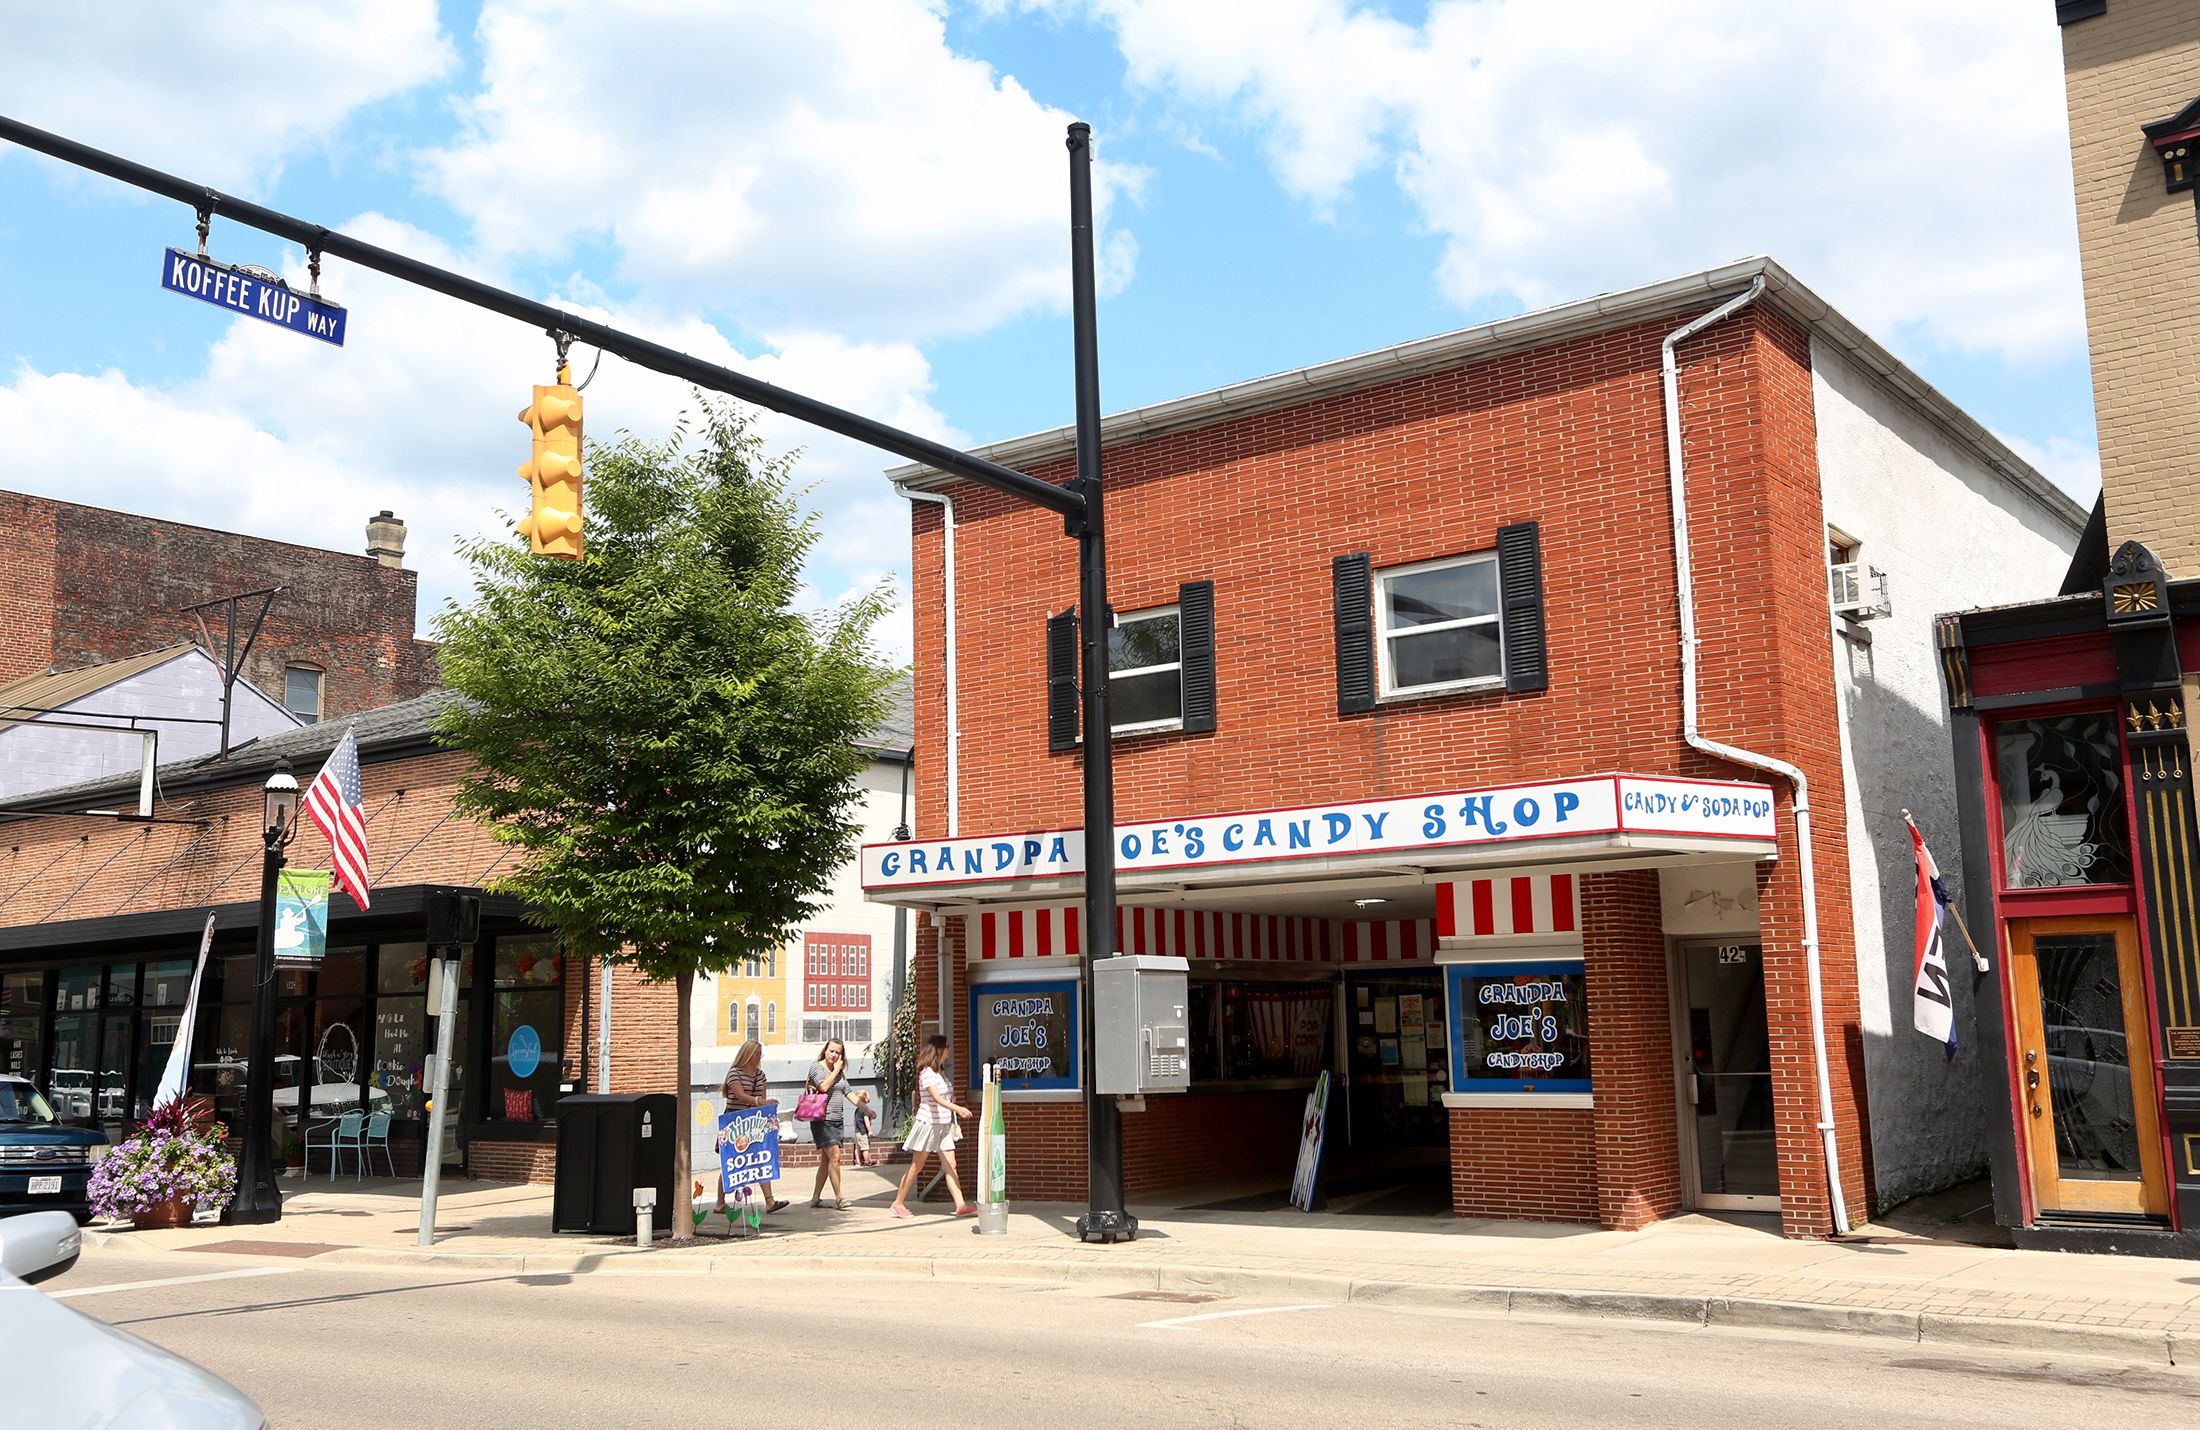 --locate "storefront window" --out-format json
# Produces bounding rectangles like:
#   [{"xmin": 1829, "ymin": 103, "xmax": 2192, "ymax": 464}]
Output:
[
  {"xmin": 55, "ymin": 966, "xmax": 100, "ymax": 1015},
  {"xmin": 142, "ymin": 959, "xmax": 193, "ymax": 1007},
  {"xmin": 106, "ymin": 964, "xmax": 139, "ymax": 1008},
  {"xmin": 377, "ymin": 943, "xmax": 431, "ymax": 994},
  {"xmin": 488, "ymin": 937, "xmax": 563, "ymax": 1123},
  {"xmin": 1994, "ymin": 713, "xmax": 2131, "ymax": 889},
  {"xmin": 373, "ymin": 996, "xmax": 428, "ymax": 1123},
  {"xmin": 1444, "ymin": 962, "xmax": 1592, "ymax": 1093},
  {"xmin": 134, "ymin": 1008, "xmax": 183, "ymax": 1121},
  {"xmin": 0, "ymin": 971, "xmax": 43, "ymax": 1080},
  {"xmin": 1190, "ymin": 980, "xmax": 1332, "ymax": 1083},
  {"xmin": 319, "ymin": 948, "xmax": 367, "ymax": 997},
  {"xmin": 98, "ymin": 1013, "xmax": 132, "ymax": 1140},
  {"xmin": 49, "ymin": 1012, "xmax": 96, "ymax": 1121}
]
